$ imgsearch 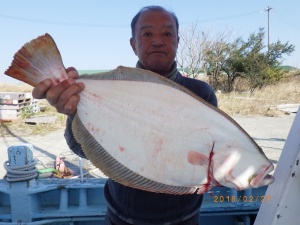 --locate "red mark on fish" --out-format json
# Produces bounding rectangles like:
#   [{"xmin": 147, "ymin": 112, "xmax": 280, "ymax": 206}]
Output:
[
  {"xmin": 187, "ymin": 142, "xmax": 221, "ymax": 193},
  {"xmin": 87, "ymin": 123, "xmax": 100, "ymax": 134},
  {"xmin": 54, "ymin": 78, "xmax": 60, "ymax": 85},
  {"xmin": 119, "ymin": 146, "xmax": 126, "ymax": 152},
  {"xmin": 92, "ymin": 93, "xmax": 103, "ymax": 101},
  {"xmin": 200, "ymin": 142, "xmax": 219, "ymax": 192}
]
